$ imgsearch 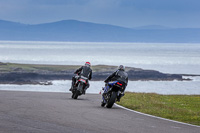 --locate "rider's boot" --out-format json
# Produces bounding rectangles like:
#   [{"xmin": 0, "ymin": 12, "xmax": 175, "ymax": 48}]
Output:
[
  {"xmin": 69, "ymin": 87, "xmax": 73, "ymax": 91},
  {"xmin": 69, "ymin": 80, "xmax": 75, "ymax": 91},
  {"xmin": 69, "ymin": 78, "xmax": 76, "ymax": 91},
  {"xmin": 101, "ymin": 101, "xmax": 106, "ymax": 107},
  {"xmin": 117, "ymin": 92, "xmax": 125, "ymax": 102},
  {"xmin": 69, "ymin": 83, "xmax": 74, "ymax": 91},
  {"xmin": 82, "ymin": 88, "xmax": 86, "ymax": 94},
  {"xmin": 116, "ymin": 96, "xmax": 121, "ymax": 102}
]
